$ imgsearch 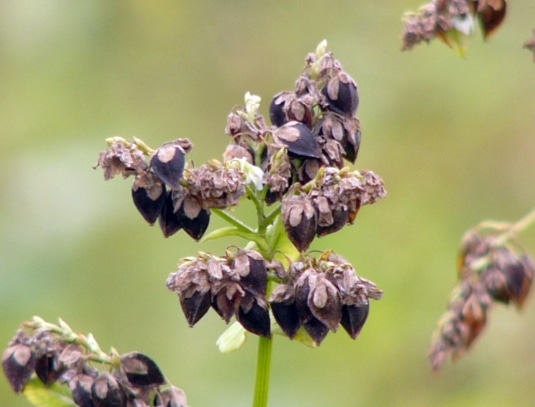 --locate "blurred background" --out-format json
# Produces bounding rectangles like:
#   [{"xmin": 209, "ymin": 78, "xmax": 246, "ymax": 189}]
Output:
[{"xmin": 2, "ymin": 1, "xmax": 535, "ymax": 406}]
